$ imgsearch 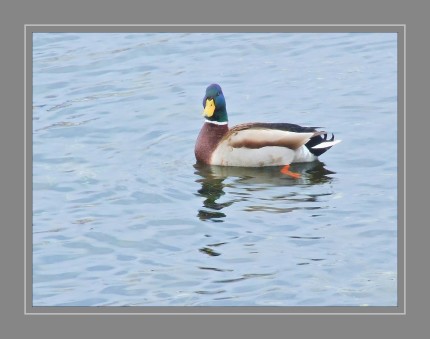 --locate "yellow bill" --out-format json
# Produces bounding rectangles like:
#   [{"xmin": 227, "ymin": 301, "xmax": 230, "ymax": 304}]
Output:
[{"xmin": 203, "ymin": 98, "xmax": 216, "ymax": 117}]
